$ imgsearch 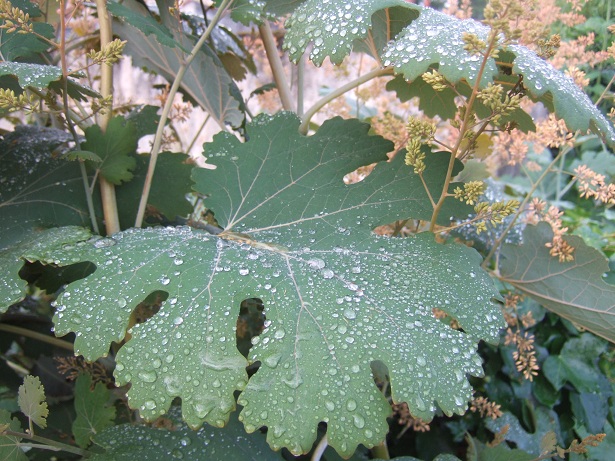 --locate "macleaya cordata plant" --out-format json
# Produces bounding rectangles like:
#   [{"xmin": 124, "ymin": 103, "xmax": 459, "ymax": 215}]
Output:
[{"xmin": 0, "ymin": 0, "xmax": 614, "ymax": 460}]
